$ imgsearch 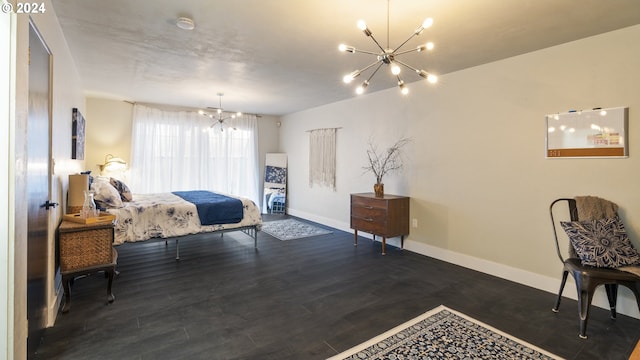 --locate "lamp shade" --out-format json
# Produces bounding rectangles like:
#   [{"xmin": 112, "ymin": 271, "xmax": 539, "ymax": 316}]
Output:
[
  {"xmin": 68, "ymin": 174, "xmax": 89, "ymax": 214},
  {"xmin": 99, "ymin": 154, "xmax": 127, "ymax": 175}
]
